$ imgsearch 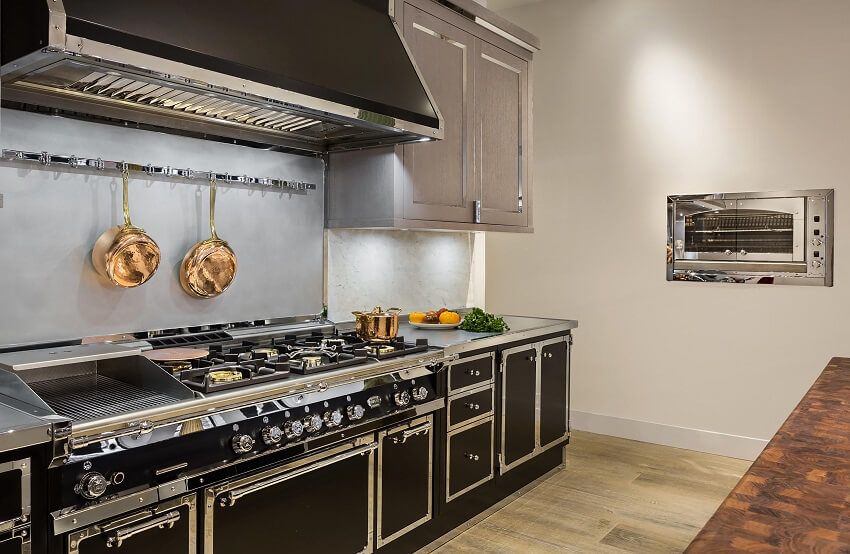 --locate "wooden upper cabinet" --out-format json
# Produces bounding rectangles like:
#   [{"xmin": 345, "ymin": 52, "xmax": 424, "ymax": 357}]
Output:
[
  {"xmin": 402, "ymin": 5, "xmax": 474, "ymax": 223},
  {"xmin": 474, "ymin": 41, "xmax": 529, "ymax": 227}
]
